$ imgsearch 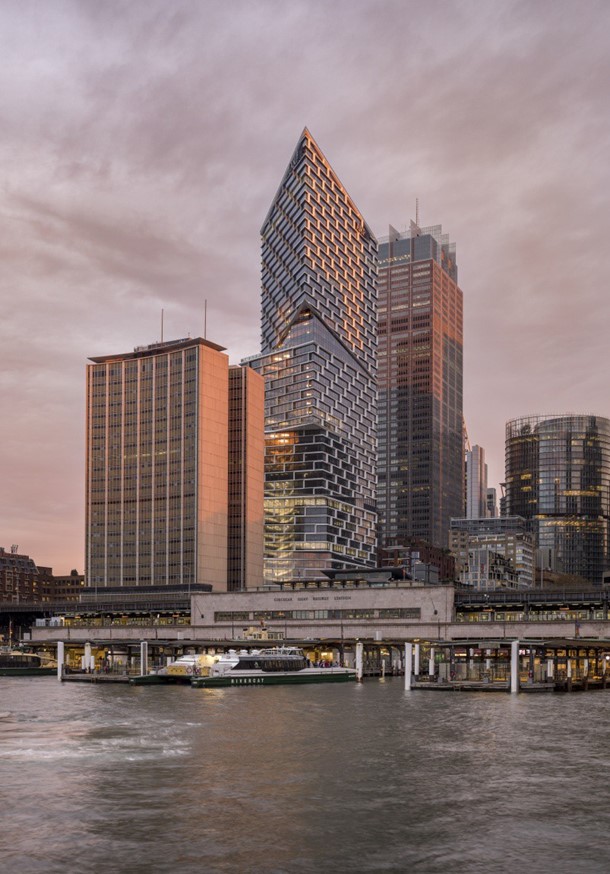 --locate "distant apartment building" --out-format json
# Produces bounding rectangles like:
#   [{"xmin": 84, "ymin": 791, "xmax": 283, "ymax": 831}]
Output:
[
  {"xmin": 0, "ymin": 547, "xmax": 83, "ymax": 603},
  {"xmin": 377, "ymin": 221, "xmax": 463, "ymax": 551},
  {"xmin": 450, "ymin": 516, "xmax": 534, "ymax": 589},
  {"xmin": 382, "ymin": 540, "xmax": 456, "ymax": 583},
  {"xmin": 460, "ymin": 546, "xmax": 519, "ymax": 590},
  {"xmin": 86, "ymin": 337, "xmax": 264, "ymax": 591},
  {"xmin": 47, "ymin": 570, "xmax": 85, "ymax": 602},
  {"xmin": 0, "ymin": 546, "xmax": 43, "ymax": 602},
  {"xmin": 505, "ymin": 414, "xmax": 610, "ymax": 585},
  {"xmin": 247, "ymin": 129, "xmax": 377, "ymax": 582},
  {"xmin": 485, "ymin": 488, "xmax": 498, "ymax": 518},
  {"xmin": 465, "ymin": 445, "xmax": 488, "ymax": 518}
]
